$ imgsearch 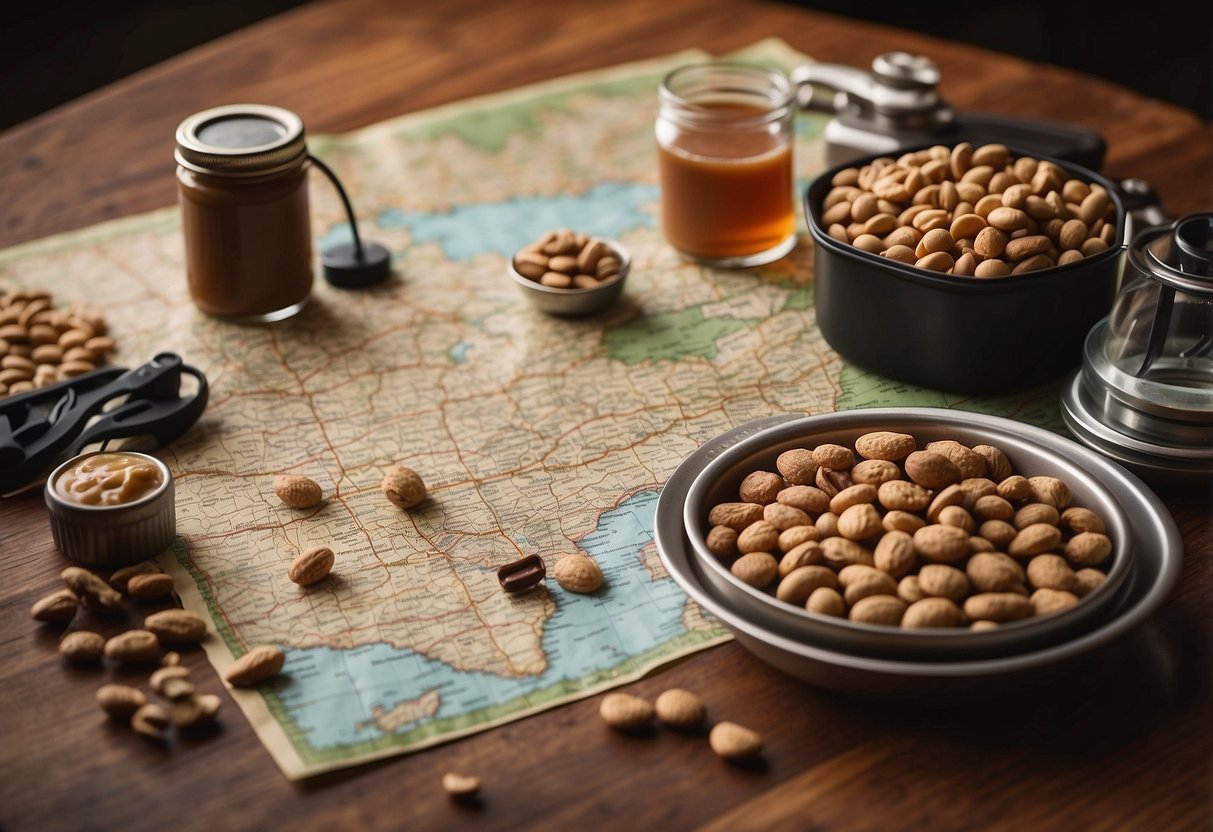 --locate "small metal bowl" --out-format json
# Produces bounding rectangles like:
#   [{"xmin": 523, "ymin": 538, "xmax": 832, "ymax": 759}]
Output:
[
  {"xmin": 683, "ymin": 409, "xmax": 1134, "ymax": 660},
  {"xmin": 508, "ymin": 237, "xmax": 629, "ymax": 317},
  {"xmin": 45, "ymin": 451, "xmax": 176, "ymax": 567}
]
